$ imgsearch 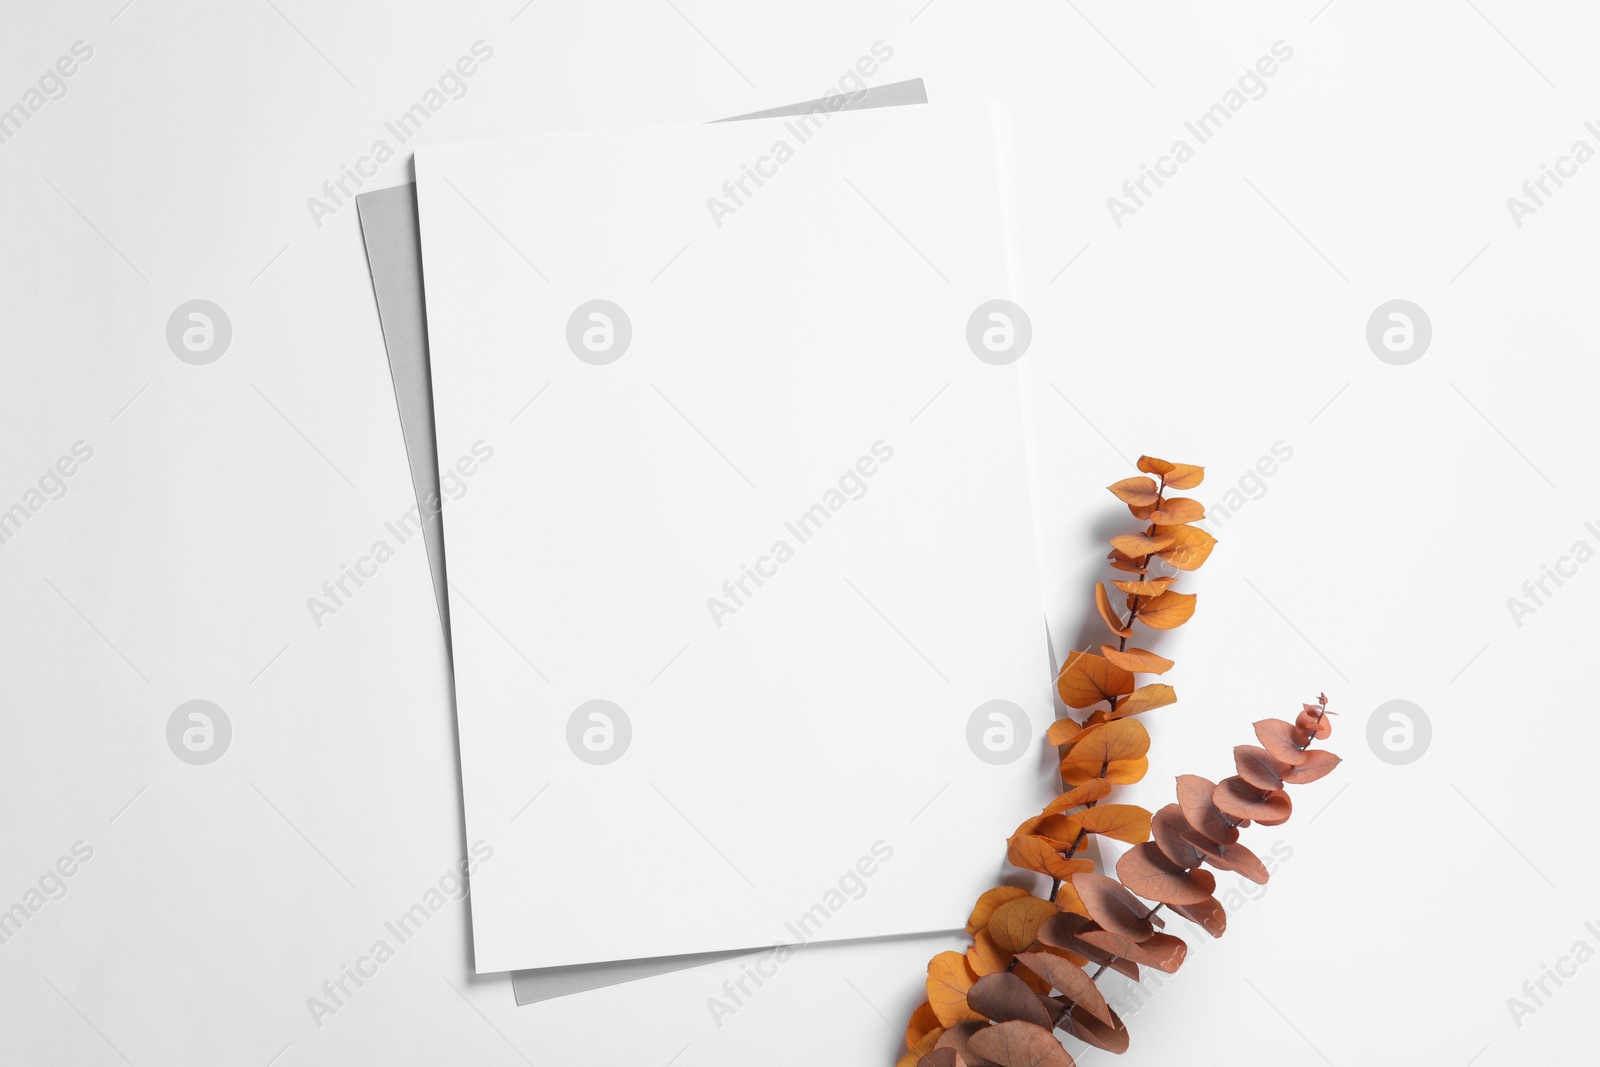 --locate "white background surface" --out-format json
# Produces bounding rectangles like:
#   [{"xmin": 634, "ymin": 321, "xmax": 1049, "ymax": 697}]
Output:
[{"xmin": 1, "ymin": 1, "xmax": 1595, "ymax": 1064}]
